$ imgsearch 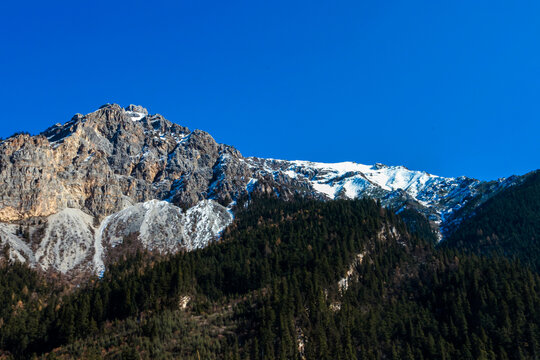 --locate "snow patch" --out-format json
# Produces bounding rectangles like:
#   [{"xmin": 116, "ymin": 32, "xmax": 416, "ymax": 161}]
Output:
[
  {"xmin": 286, "ymin": 160, "xmax": 442, "ymax": 197},
  {"xmin": 125, "ymin": 111, "xmax": 146, "ymax": 121}
]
